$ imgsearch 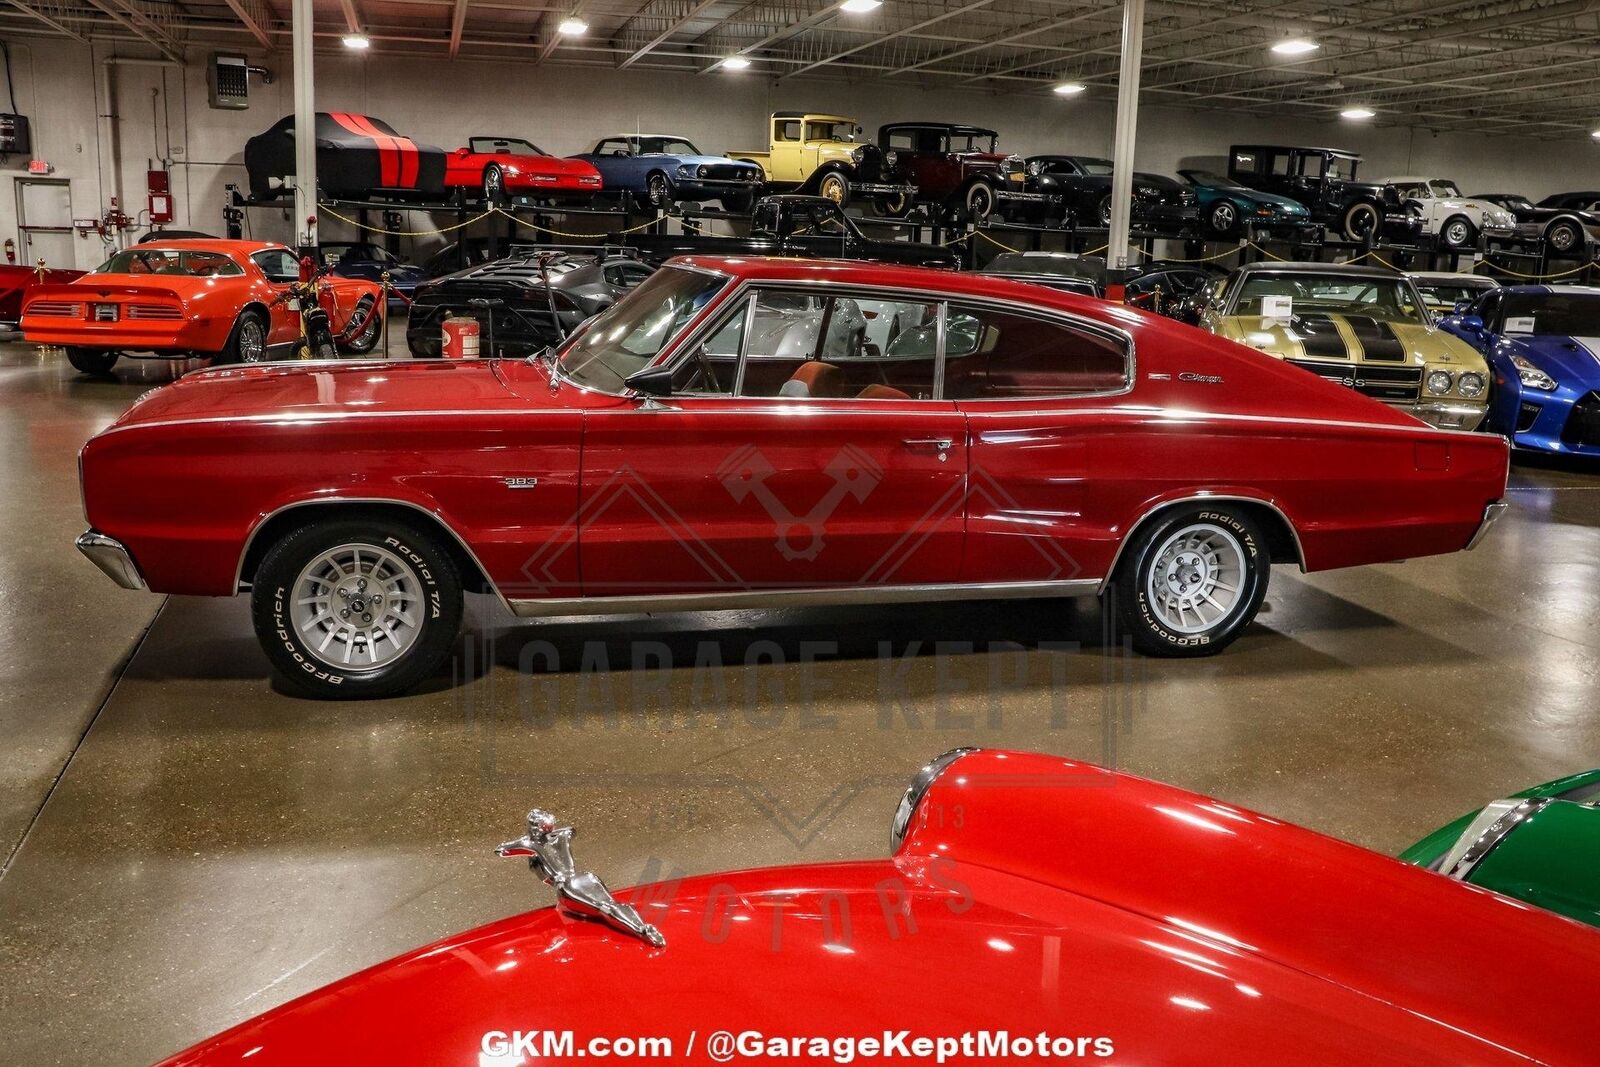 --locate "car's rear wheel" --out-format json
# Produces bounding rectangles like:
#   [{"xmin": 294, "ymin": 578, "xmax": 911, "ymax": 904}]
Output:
[
  {"xmin": 252, "ymin": 517, "xmax": 464, "ymax": 699},
  {"xmin": 1110, "ymin": 504, "xmax": 1270, "ymax": 657},
  {"xmin": 1440, "ymin": 215, "xmax": 1476, "ymax": 250},
  {"xmin": 482, "ymin": 165, "xmax": 507, "ymax": 206},
  {"xmin": 964, "ymin": 182, "xmax": 996, "ymax": 222},
  {"xmin": 1546, "ymin": 219, "xmax": 1583, "ymax": 256},
  {"xmin": 338, "ymin": 299, "xmax": 383, "ymax": 354},
  {"xmin": 221, "ymin": 309, "xmax": 270, "ymax": 364},
  {"xmin": 1208, "ymin": 200, "xmax": 1239, "ymax": 235},
  {"xmin": 1098, "ymin": 196, "xmax": 1114, "ymax": 227},
  {"xmin": 65, "ymin": 348, "xmax": 119, "ymax": 375}
]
